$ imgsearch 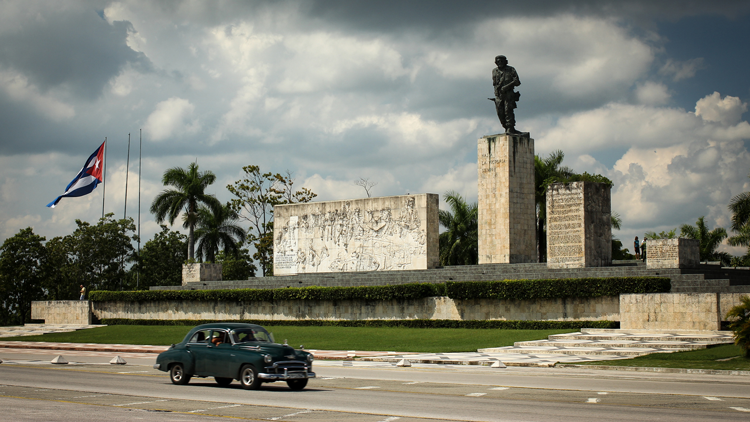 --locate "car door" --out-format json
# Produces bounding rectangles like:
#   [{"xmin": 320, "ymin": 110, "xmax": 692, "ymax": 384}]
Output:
[
  {"xmin": 203, "ymin": 329, "xmax": 234, "ymax": 378},
  {"xmin": 185, "ymin": 329, "xmax": 212, "ymax": 375}
]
